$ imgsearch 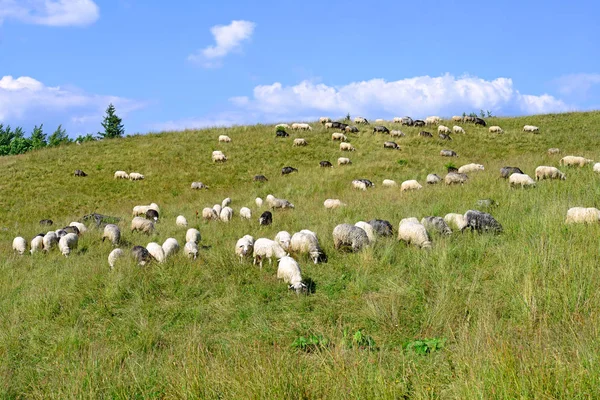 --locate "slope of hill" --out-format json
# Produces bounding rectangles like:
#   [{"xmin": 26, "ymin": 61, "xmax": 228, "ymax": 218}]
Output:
[{"xmin": 2, "ymin": 112, "xmax": 600, "ymax": 398}]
